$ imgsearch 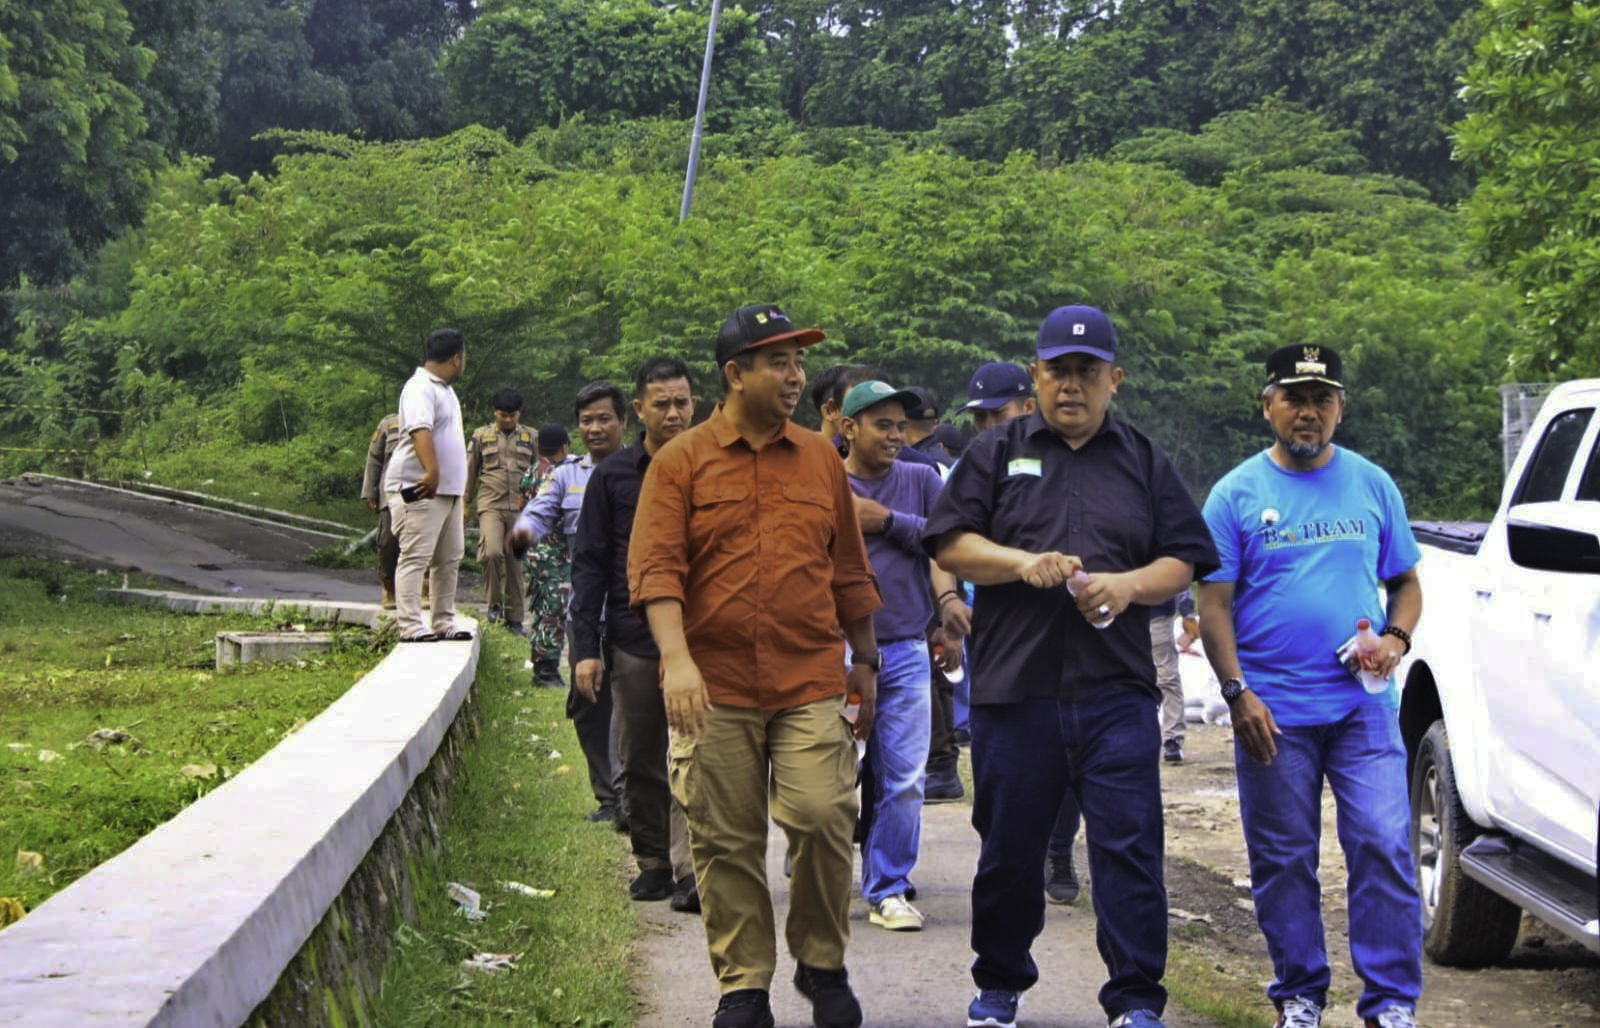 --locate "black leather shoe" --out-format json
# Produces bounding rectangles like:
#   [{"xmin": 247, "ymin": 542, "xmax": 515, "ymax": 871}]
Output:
[
  {"xmin": 712, "ymin": 988, "xmax": 774, "ymax": 1028},
  {"xmin": 629, "ymin": 867, "xmax": 674, "ymax": 901},
  {"xmin": 793, "ymin": 963, "xmax": 863, "ymax": 1028},
  {"xmin": 923, "ymin": 768, "xmax": 965, "ymax": 802},
  {"xmin": 671, "ymin": 873, "xmax": 701, "ymax": 913}
]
